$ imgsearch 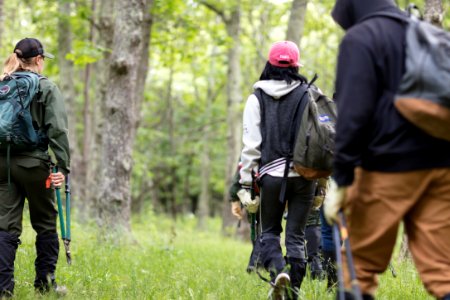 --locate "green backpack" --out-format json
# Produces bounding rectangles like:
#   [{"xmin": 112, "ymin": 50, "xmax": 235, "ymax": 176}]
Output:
[
  {"xmin": 0, "ymin": 72, "xmax": 41, "ymax": 151},
  {"xmin": 293, "ymin": 75, "xmax": 337, "ymax": 180}
]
